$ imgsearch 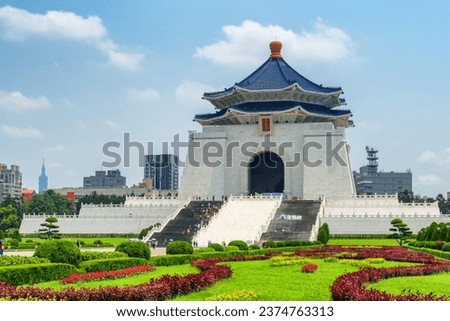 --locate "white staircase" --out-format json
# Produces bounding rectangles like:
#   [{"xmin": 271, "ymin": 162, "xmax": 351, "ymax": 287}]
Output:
[{"xmin": 194, "ymin": 195, "xmax": 282, "ymax": 247}]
